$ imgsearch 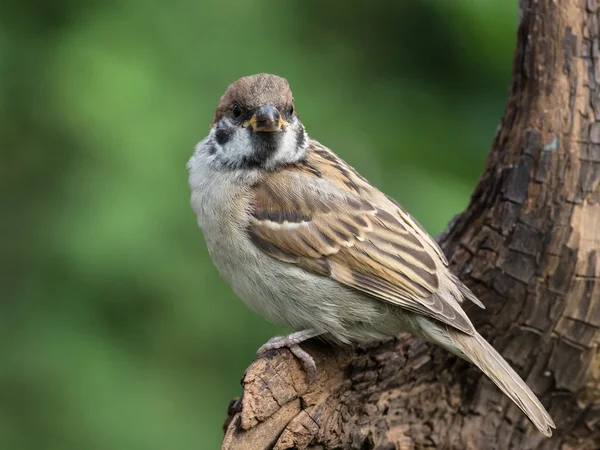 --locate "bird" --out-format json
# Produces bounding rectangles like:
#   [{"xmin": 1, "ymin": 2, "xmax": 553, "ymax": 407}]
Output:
[{"xmin": 187, "ymin": 73, "xmax": 555, "ymax": 437}]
